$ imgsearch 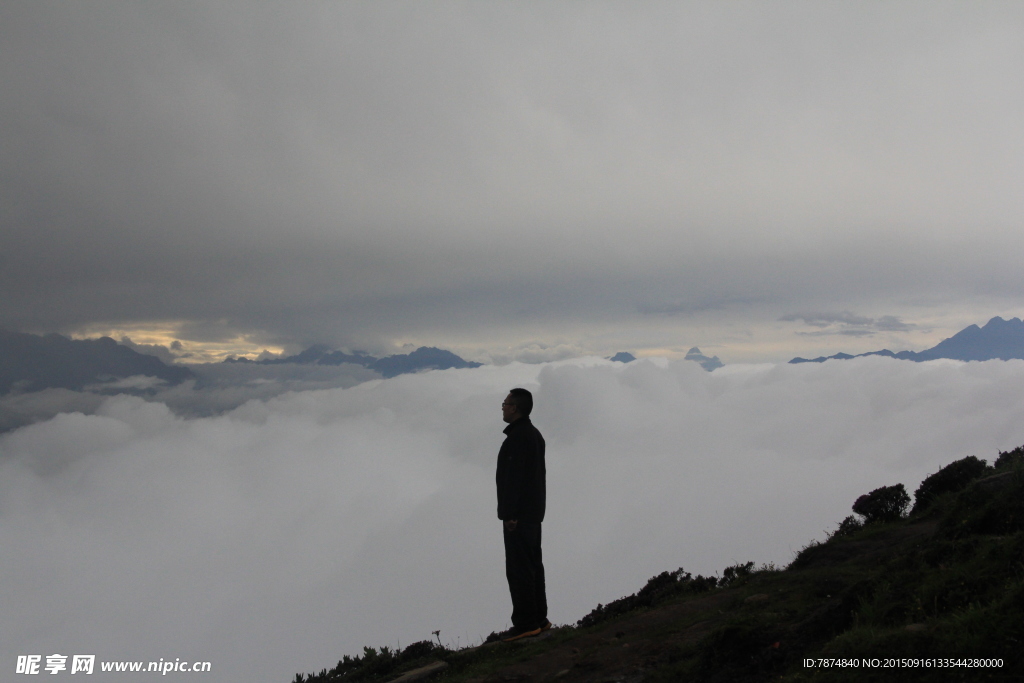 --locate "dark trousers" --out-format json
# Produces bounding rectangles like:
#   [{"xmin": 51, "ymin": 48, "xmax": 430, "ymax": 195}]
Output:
[{"xmin": 503, "ymin": 521, "xmax": 547, "ymax": 630}]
